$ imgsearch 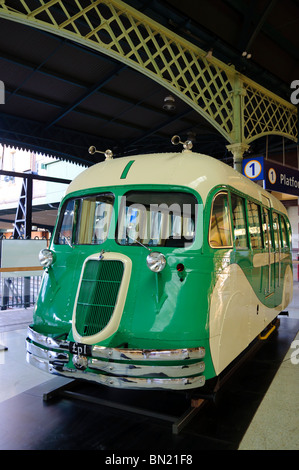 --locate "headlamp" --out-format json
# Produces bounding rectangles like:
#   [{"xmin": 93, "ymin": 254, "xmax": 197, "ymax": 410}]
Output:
[
  {"xmin": 146, "ymin": 251, "xmax": 166, "ymax": 273},
  {"xmin": 39, "ymin": 249, "xmax": 54, "ymax": 268}
]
